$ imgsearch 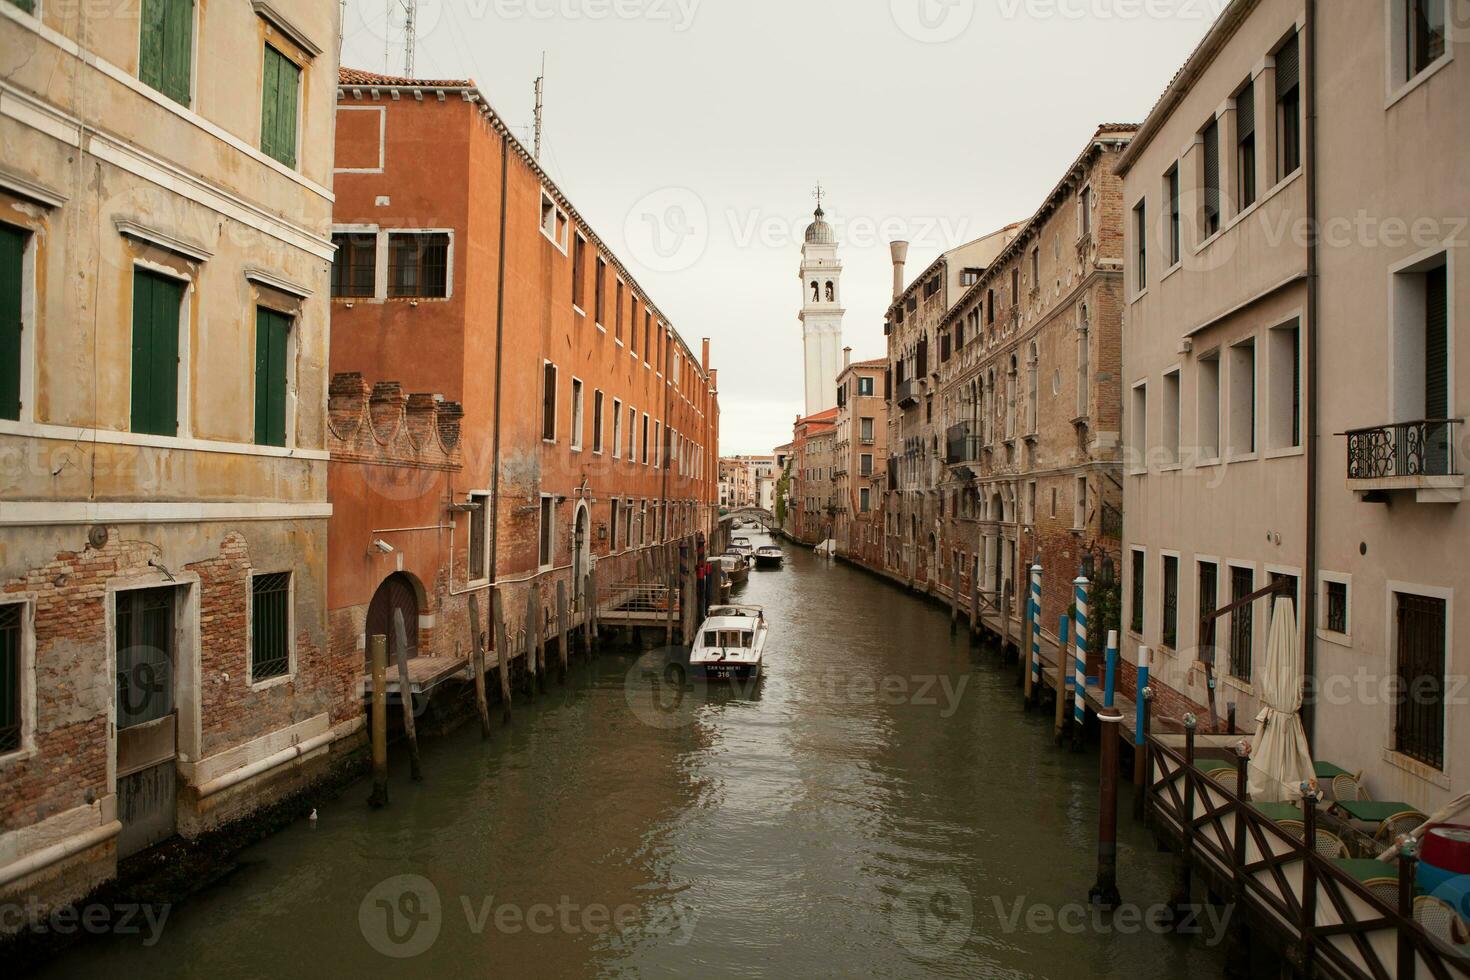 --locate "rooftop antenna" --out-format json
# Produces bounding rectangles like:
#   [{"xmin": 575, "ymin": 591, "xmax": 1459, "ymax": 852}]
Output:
[
  {"xmin": 402, "ymin": 0, "xmax": 417, "ymax": 79},
  {"xmin": 533, "ymin": 52, "xmax": 546, "ymax": 159}
]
